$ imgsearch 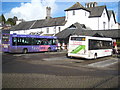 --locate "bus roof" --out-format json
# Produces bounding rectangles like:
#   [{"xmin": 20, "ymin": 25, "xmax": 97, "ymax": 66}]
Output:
[
  {"xmin": 11, "ymin": 34, "xmax": 57, "ymax": 39},
  {"xmin": 70, "ymin": 35, "xmax": 112, "ymax": 40}
]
